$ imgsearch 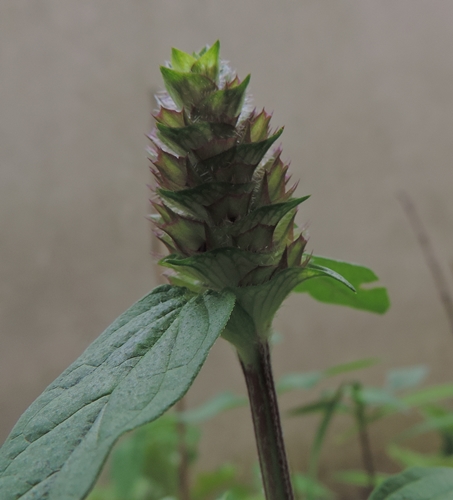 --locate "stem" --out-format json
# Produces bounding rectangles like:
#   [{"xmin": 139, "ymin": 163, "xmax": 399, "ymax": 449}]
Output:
[
  {"xmin": 307, "ymin": 386, "xmax": 344, "ymax": 500},
  {"xmin": 240, "ymin": 340, "xmax": 294, "ymax": 500},
  {"xmin": 398, "ymin": 191, "xmax": 453, "ymax": 337},
  {"xmin": 351, "ymin": 383, "xmax": 375, "ymax": 498},
  {"xmin": 175, "ymin": 398, "xmax": 191, "ymax": 500}
]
